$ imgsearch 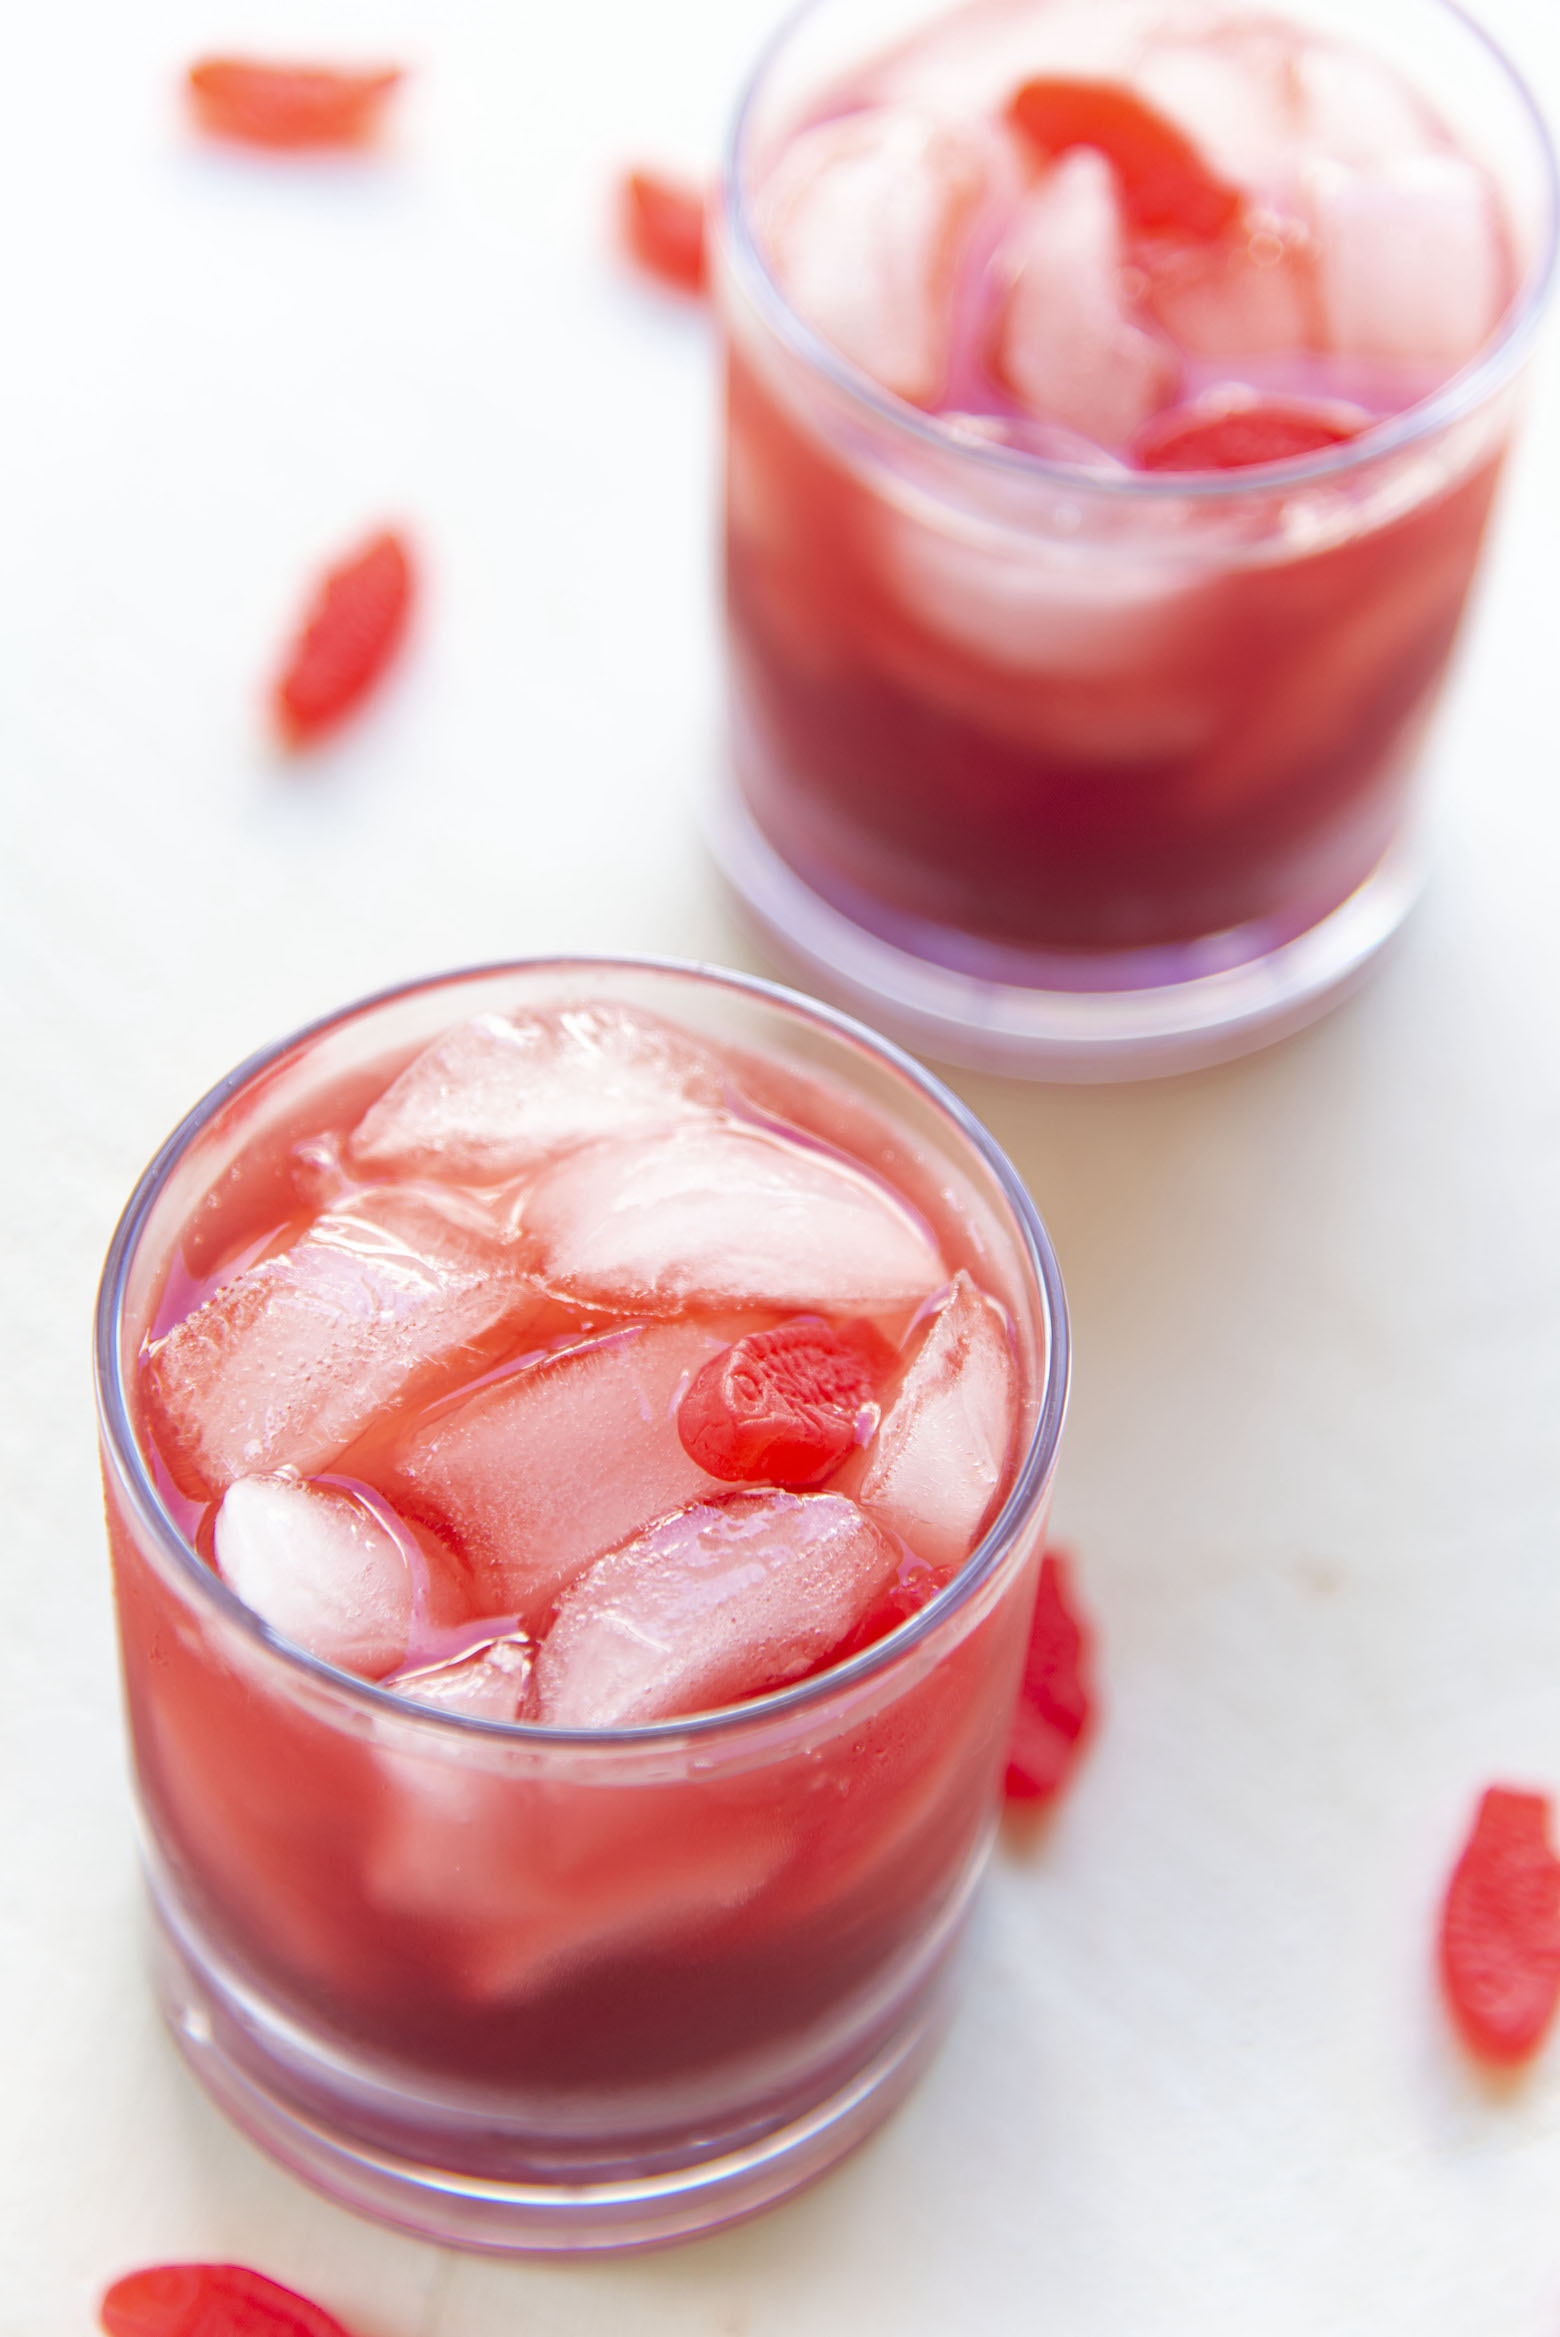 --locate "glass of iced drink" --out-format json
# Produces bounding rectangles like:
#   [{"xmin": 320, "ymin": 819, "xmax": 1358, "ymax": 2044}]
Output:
[
  {"xmin": 96, "ymin": 959, "xmax": 1067, "ymax": 2251},
  {"xmin": 714, "ymin": 0, "xmax": 1557, "ymax": 1075}
]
